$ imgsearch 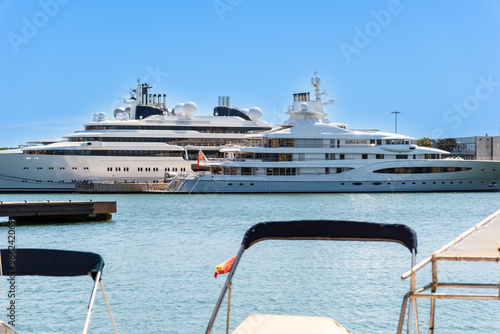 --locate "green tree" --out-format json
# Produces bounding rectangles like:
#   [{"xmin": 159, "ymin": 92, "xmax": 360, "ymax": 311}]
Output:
[
  {"xmin": 436, "ymin": 138, "xmax": 457, "ymax": 152},
  {"xmin": 415, "ymin": 137, "xmax": 433, "ymax": 147}
]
